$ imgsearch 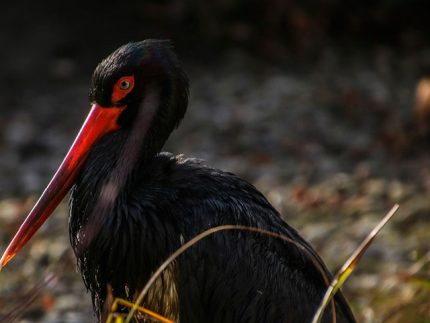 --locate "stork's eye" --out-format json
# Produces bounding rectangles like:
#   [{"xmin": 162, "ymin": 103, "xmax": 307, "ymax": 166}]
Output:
[
  {"xmin": 112, "ymin": 75, "xmax": 135, "ymax": 104},
  {"xmin": 120, "ymin": 80, "xmax": 130, "ymax": 90}
]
